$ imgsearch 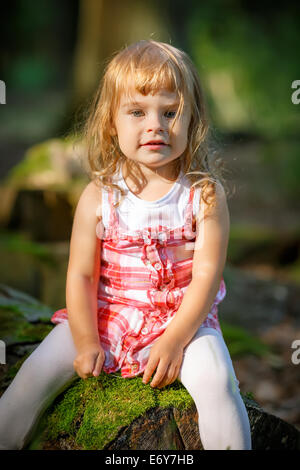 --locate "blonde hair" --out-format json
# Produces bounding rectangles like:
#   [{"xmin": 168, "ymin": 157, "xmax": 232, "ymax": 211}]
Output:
[{"xmin": 82, "ymin": 39, "xmax": 227, "ymax": 210}]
